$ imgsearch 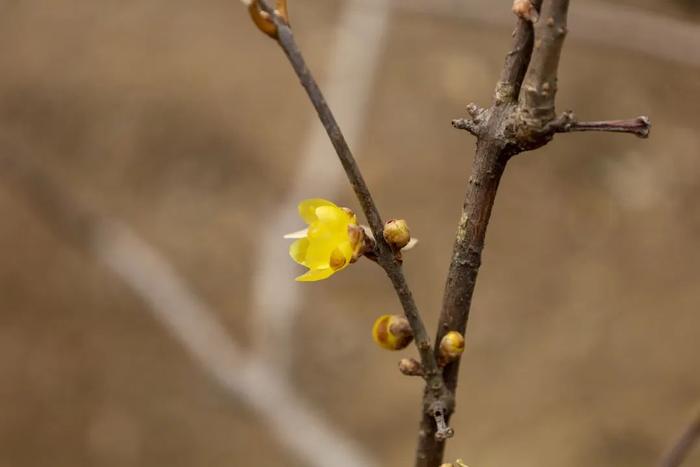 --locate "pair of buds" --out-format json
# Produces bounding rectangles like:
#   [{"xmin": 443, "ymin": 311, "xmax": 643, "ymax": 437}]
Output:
[
  {"xmin": 371, "ymin": 315, "xmax": 465, "ymax": 376},
  {"xmin": 248, "ymin": 0, "xmax": 289, "ymax": 39}
]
